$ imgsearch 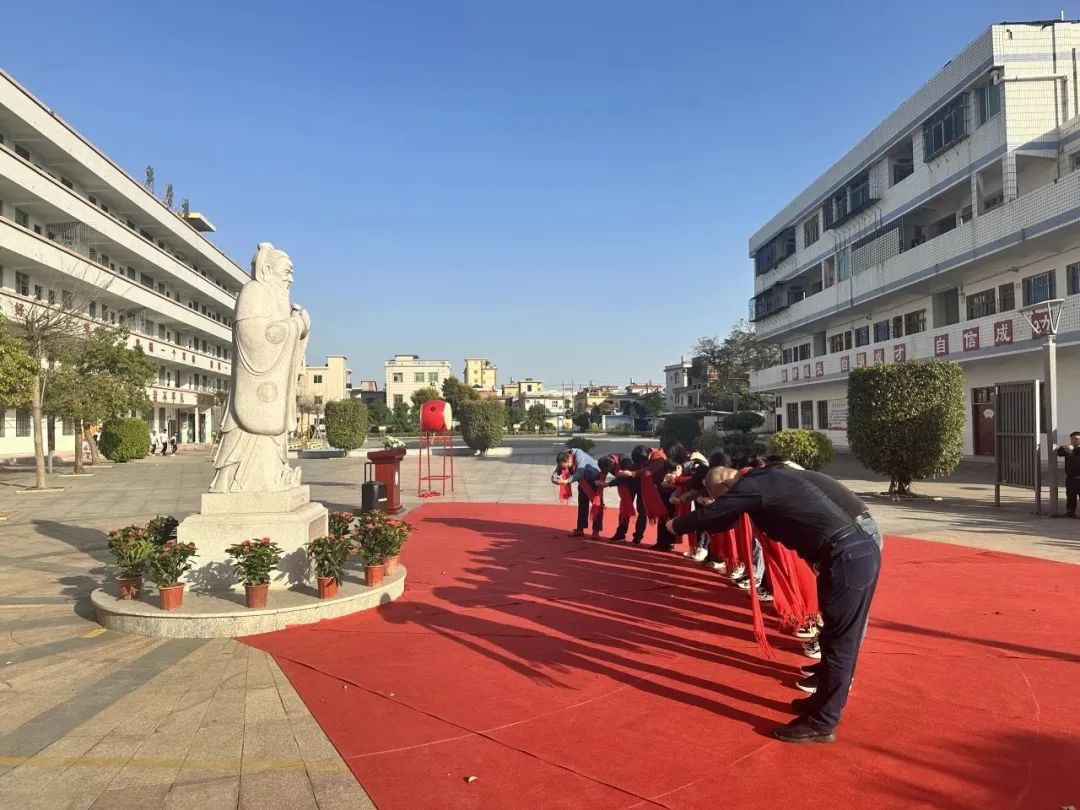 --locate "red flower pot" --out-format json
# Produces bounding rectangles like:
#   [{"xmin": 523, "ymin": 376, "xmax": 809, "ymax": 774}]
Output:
[
  {"xmin": 159, "ymin": 583, "xmax": 185, "ymax": 611},
  {"xmin": 384, "ymin": 555, "xmax": 401, "ymax": 576},
  {"xmin": 245, "ymin": 583, "xmax": 269, "ymax": 609},
  {"xmin": 117, "ymin": 575, "xmax": 142, "ymax": 601},
  {"xmin": 316, "ymin": 576, "xmax": 339, "ymax": 599},
  {"xmin": 364, "ymin": 564, "xmax": 386, "ymax": 587}
]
